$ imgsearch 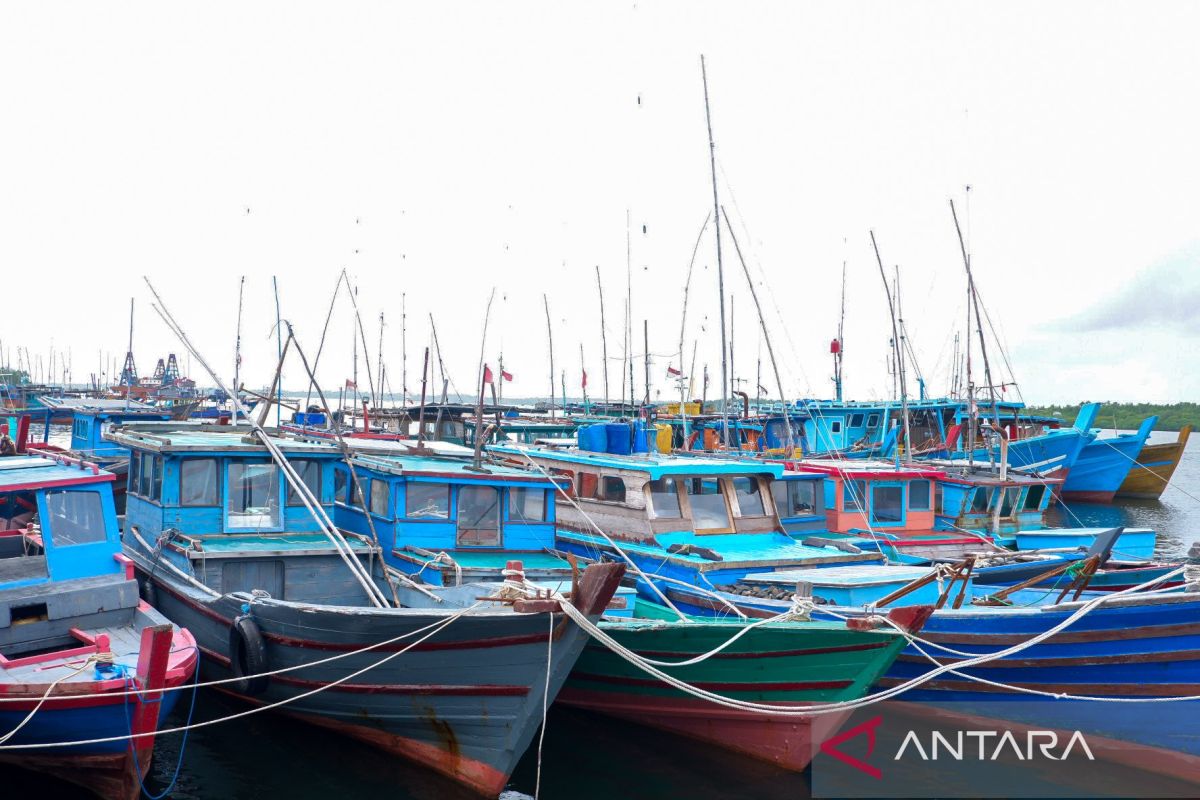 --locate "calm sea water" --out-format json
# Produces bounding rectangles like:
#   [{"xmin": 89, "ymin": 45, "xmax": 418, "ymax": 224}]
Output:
[{"xmin": 7, "ymin": 427, "xmax": 1198, "ymax": 798}]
